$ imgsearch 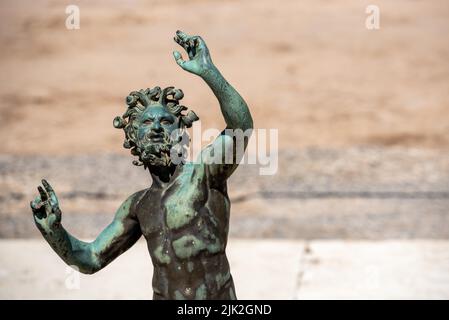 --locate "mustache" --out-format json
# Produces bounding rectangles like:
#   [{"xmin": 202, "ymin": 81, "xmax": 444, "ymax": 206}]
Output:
[
  {"xmin": 136, "ymin": 130, "xmax": 173, "ymax": 166},
  {"xmin": 142, "ymin": 130, "xmax": 170, "ymax": 143},
  {"xmin": 133, "ymin": 129, "xmax": 188, "ymax": 167},
  {"xmin": 148, "ymin": 131, "xmax": 164, "ymax": 138}
]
